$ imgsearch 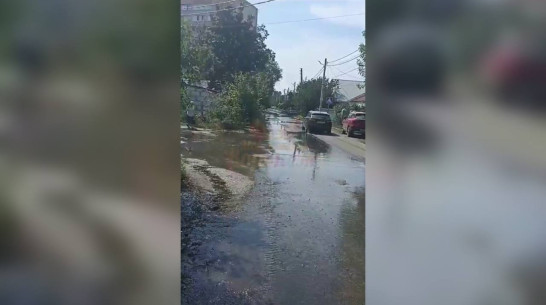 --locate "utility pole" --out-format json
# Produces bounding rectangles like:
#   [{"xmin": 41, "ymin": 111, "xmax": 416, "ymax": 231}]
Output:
[
  {"xmin": 319, "ymin": 58, "xmax": 327, "ymax": 111},
  {"xmin": 293, "ymin": 82, "xmax": 296, "ymax": 92},
  {"xmin": 300, "ymin": 68, "xmax": 303, "ymax": 84}
]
